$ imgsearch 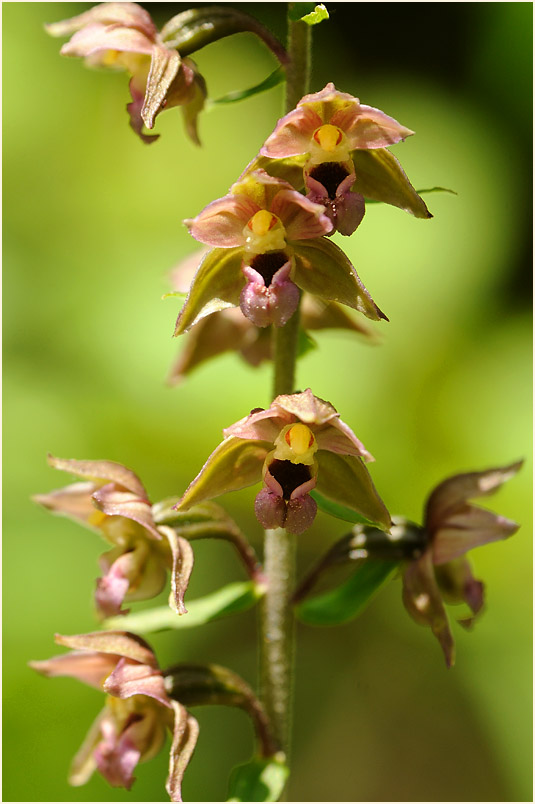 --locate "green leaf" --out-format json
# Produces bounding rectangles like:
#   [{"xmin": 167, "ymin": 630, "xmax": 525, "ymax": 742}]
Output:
[
  {"xmin": 104, "ymin": 581, "xmax": 265, "ymax": 634},
  {"xmin": 295, "ymin": 560, "xmax": 398, "ymax": 626},
  {"xmin": 228, "ymin": 756, "xmax": 289, "ymax": 802},
  {"xmin": 296, "ymin": 328, "xmax": 318, "ymax": 359},
  {"xmin": 416, "ymin": 186, "xmax": 457, "ymax": 195},
  {"xmin": 289, "ymin": 4, "xmax": 329, "ymax": 25},
  {"xmin": 210, "ymin": 68, "xmax": 285, "ymax": 106},
  {"xmin": 310, "ymin": 489, "xmax": 376, "ymax": 526}
]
